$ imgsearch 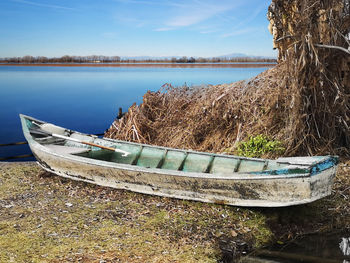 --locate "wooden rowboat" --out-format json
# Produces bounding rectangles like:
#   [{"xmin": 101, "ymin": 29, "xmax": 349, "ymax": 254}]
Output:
[{"xmin": 20, "ymin": 114, "xmax": 338, "ymax": 207}]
